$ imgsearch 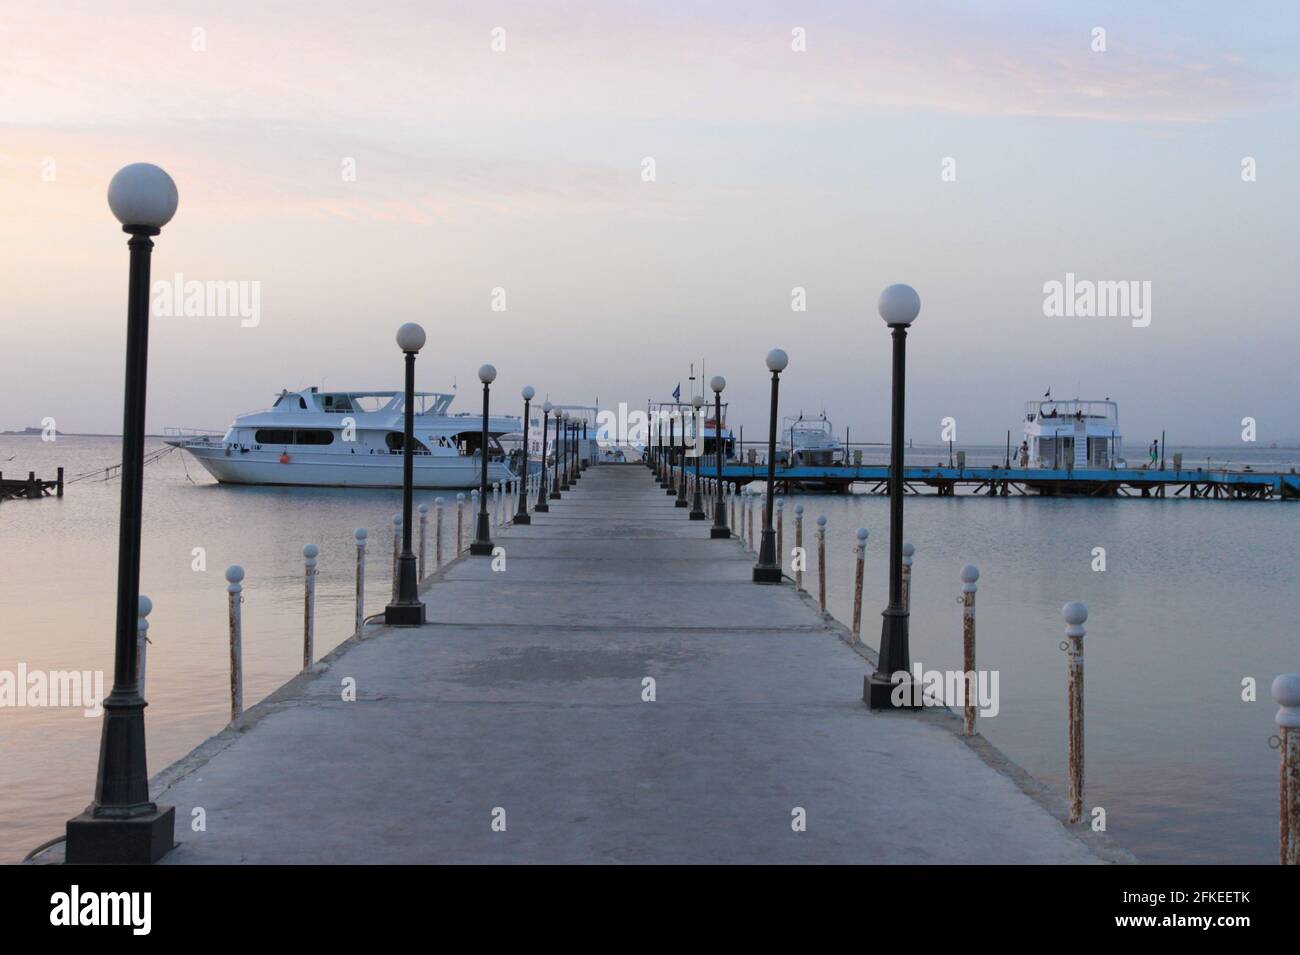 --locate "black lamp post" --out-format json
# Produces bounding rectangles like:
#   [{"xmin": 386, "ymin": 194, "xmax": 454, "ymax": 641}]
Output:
[
  {"xmin": 675, "ymin": 403, "xmax": 690, "ymax": 508},
  {"xmin": 753, "ymin": 348, "xmax": 788, "ymax": 583},
  {"xmin": 470, "ymin": 363, "xmax": 497, "ymax": 555},
  {"xmin": 550, "ymin": 407, "xmax": 563, "ymax": 499},
  {"xmin": 689, "ymin": 393, "xmax": 707, "ymax": 519},
  {"xmin": 559, "ymin": 411, "xmax": 571, "ymax": 491},
  {"xmin": 537, "ymin": 401, "xmax": 553, "ymax": 510},
  {"xmin": 385, "ymin": 323, "xmax": 429, "ymax": 623},
  {"xmin": 709, "ymin": 376, "xmax": 730, "ymax": 538},
  {"xmin": 570, "ymin": 415, "xmax": 580, "ymax": 481},
  {"xmin": 656, "ymin": 415, "xmax": 665, "ymax": 484},
  {"xmin": 580, "ymin": 420, "xmax": 588, "ymax": 474},
  {"xmin": 666, "ymin": 412, "xmax": 678, "ymax": 495},
  {"xmin": 66, "ymin": 163, "xmax": 179, "ymax": 864},
  {"xmin": 514, "ymin": 385, "xmax": 535, "ymax": 524},
  {"xmin": 866, "ymin": 284, "xmax": 922, "ymax": 709}
]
